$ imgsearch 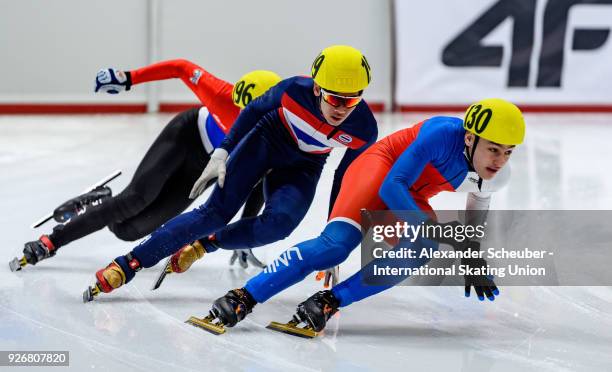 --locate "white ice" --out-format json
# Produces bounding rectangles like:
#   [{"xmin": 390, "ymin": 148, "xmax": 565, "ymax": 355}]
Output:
[{"xmin": 1, "ymin": 113, "xmax": 611, "ymax": 371}]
